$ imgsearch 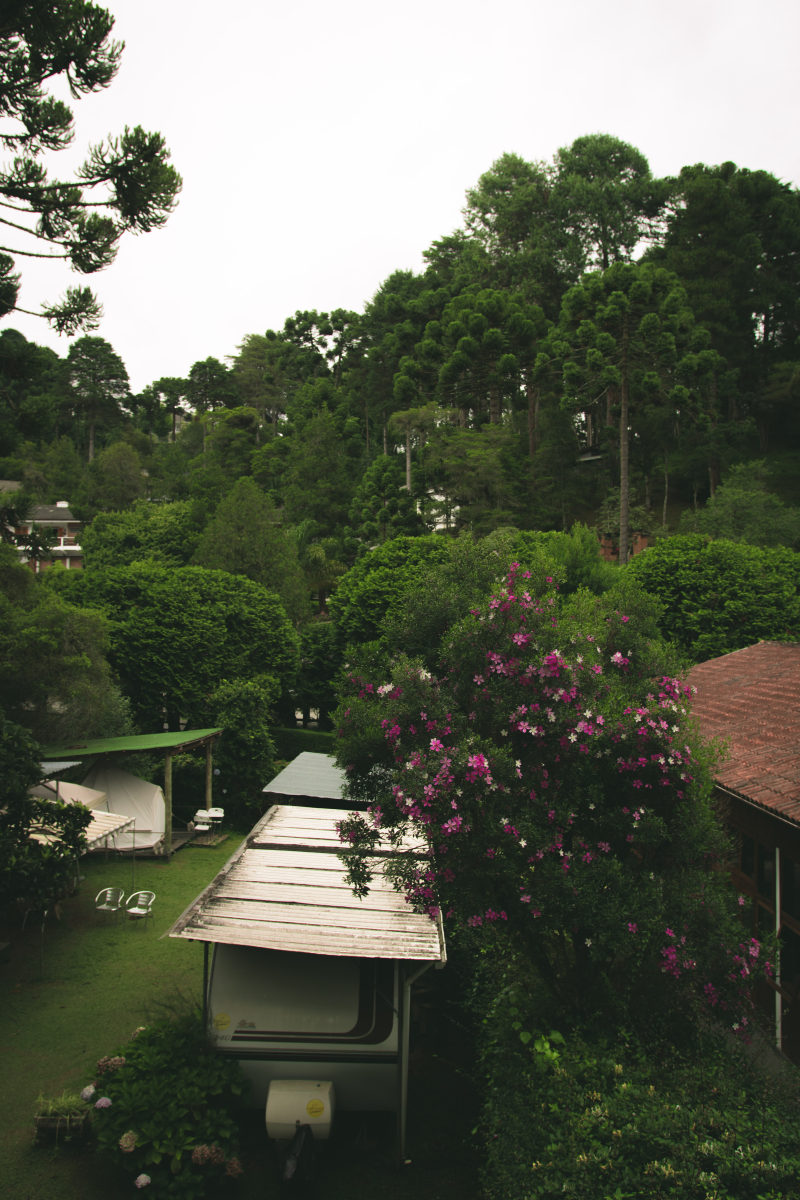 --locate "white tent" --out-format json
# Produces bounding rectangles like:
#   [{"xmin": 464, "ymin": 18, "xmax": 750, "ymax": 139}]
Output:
[
  {"xmin": 81, "ymin": 765, "xmax": 166, "ymax": 853},
  {"xmin": 28, "ymin": 779, "xmax": 135, "ymax": 851}
]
